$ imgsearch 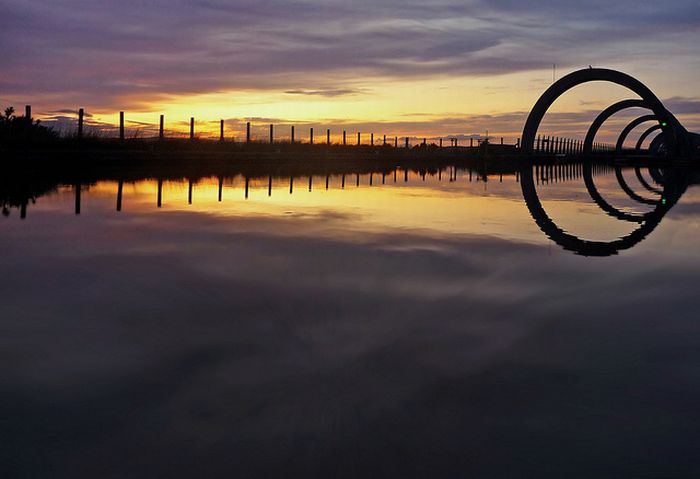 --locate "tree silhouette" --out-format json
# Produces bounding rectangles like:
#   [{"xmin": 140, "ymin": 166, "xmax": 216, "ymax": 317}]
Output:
[{"xmin": 0, "ymin": 105, "xmax": 56, "ymax": 144}]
